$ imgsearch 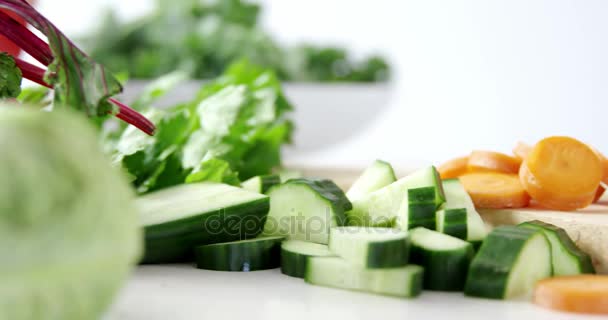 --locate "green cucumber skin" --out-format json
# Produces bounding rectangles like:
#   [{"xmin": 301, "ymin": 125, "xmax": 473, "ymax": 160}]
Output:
[
  {"xmin": 442, "ymin": 178, "xmax": 487, "ymax": 243},
  {"xmin": 347, "ymin": 160, "xmax": 397, "ymax": 200},
  {"xmin": 142, "ymin": 198, "xmax": 270, "ymax": 264},
  {"xmin": 376, "ymin": 160, "xmax": 397, "ymax": 182},
  {"xmin": 304, "ymin": 259, "xmax": 425, "ymax": 298},
  {"xmin": 280, "ymin": 249, "xmax": 308, "ymax": 278},
  {"xmin": 431, "ymin": 166, "xmax": 447, "ymax": 207},
  {"xmin": 469, "ymin": 240, "xmax": 483, "ymax": 252},
  {"xmin": 519, "ymin": 220, "xmax": 595, "ymax": 274},
  {"xmin": 442, "ymin": 209, "xmax": 468, "ymax": 240},
  {"xmin": 408, "ymin": 267, "xmax": 424, "ymax": 298},
  {"xmin": 274, "ymin": 178, "xmax": 352, "ymax": 224},
  {"xmin": 195, "ymin": 237, "xmax": 284, "ymax": 271},
  {"xmin": 366, "ymin": 238, "xmax": 410, "ymax": 268},
  {"xmin": 407, "ymin": 187, "xmax": 437, "ymax": 230},
  {"xmin": 348, "ymin": 166, "xmax": 446, "ymax": 228},
  {"xmin": 410, "ymin": 243, "xmax": 474, "ymax": 291},
  {"xmin": 464, "ymin": 226, "xmax": 547, "ymax": 299}
]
